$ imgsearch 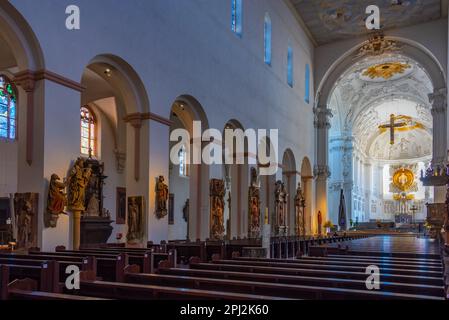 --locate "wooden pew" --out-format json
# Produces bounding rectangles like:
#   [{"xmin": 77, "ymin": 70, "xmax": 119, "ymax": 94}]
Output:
[
  {"xmin": 158, "ymin": 266, "xmax": 444, "ymax": 297},
  {"xmin": 128, "ymin": 269, "xmax": 442, "ymax": 300},
  {"xmin": 0, "ymin": 262, "xmax": 55, "ymax": 293},
  {"xmin": 69, "ymin": 271, "xmax": 288, "ymax": 300},
  {"xmin": 211, "ymin": 259, "xmax": 443, "ymax": 277},
  {"xmin": 29, "ymin": 251, "xmax": 126, "ymax": 282},
  {"xmin": 188, "ymin": 261, "xmax": 443, "ymax": 286},
  {"xmin": 77, "ymin": 247, "xmax": 177, "ymax": 273},
  {"xmin": 6, "ymin": 278, "xmax": 109, "ymax": 301}
]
